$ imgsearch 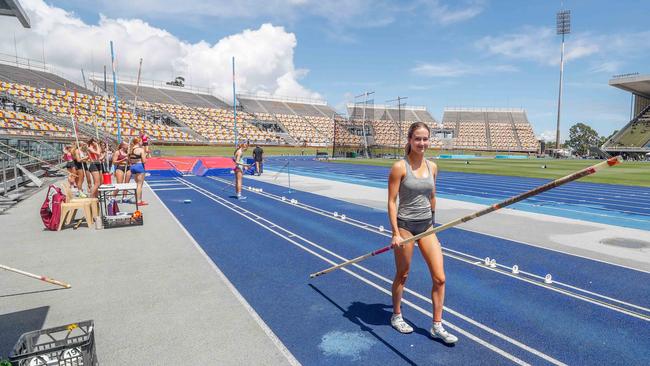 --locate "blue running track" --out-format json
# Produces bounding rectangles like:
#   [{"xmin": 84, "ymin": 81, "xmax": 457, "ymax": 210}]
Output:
[
  {"xmin": 148, "ymin": 175, "xmax": 650, "ymax": 365},
  {"xmin": 263, "ymin": 157, "xmax": 650, "ymax": 231}
]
